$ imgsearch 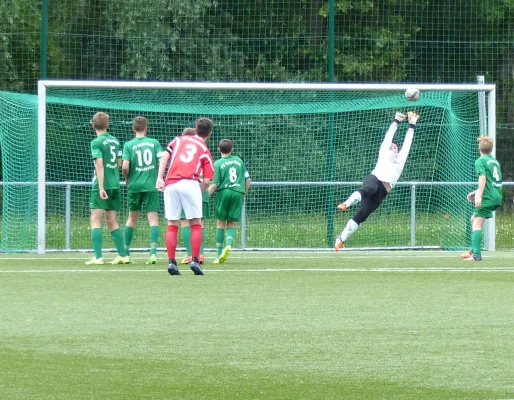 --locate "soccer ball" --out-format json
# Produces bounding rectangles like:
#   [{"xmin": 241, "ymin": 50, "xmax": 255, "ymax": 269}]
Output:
[{"xmin": 405, "ymin": 88, "xmax": 420, "ymax": 101}]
